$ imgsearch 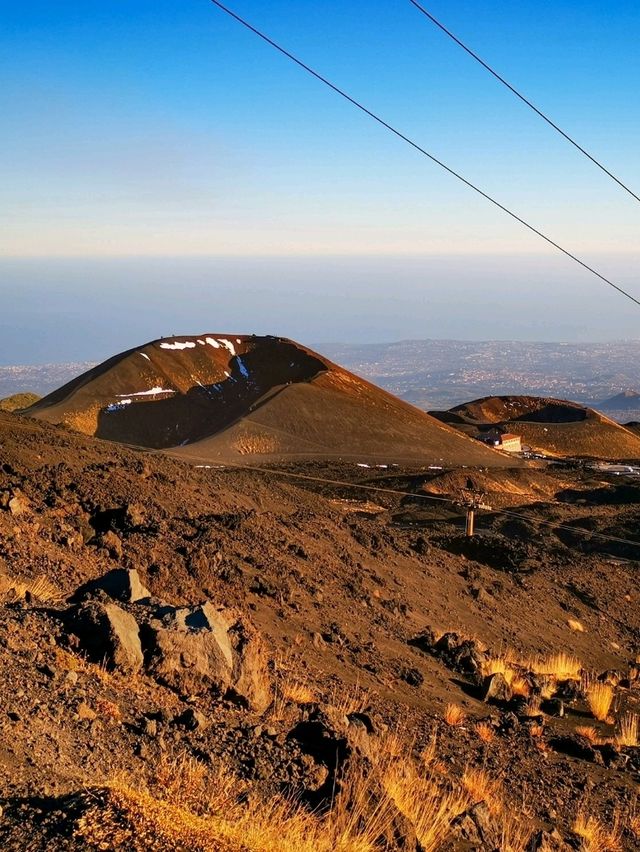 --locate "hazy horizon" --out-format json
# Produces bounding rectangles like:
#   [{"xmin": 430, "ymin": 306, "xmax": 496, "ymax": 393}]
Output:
[
  {"xmin": 2, "ymin": 2, "xmax": 639, "ymax": 365},
  {"xmin": 2, "ymin": 253, "xmax": 639, "ymax": 365}
]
